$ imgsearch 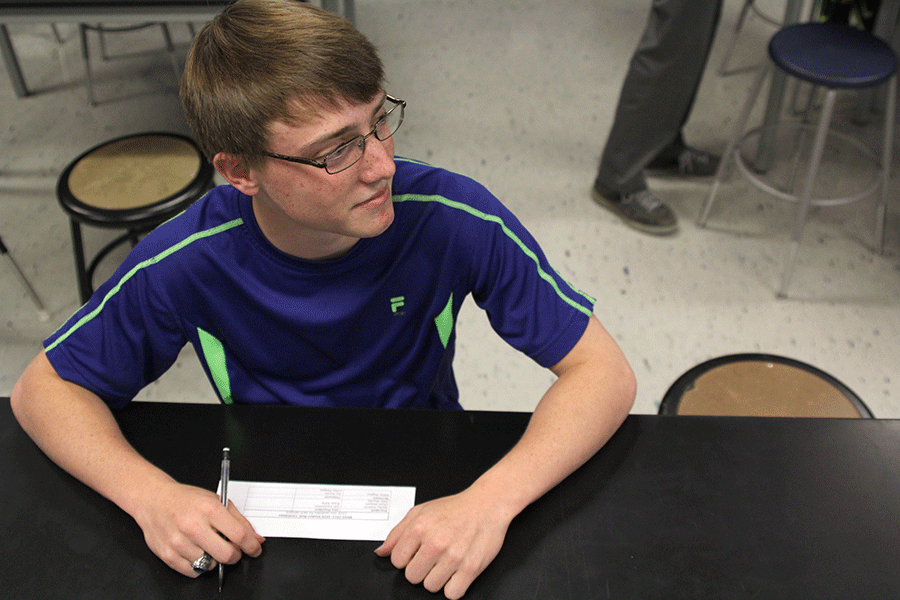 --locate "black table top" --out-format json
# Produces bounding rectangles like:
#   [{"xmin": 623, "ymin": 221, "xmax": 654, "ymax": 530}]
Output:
[
  {"xmin": 0, "ymin": 0, "xmax": 230, "ymax": 21},
  {"xmin": 0, "ymin": 0, "xmax": 228, "ymax": 8},
  {"xmin": 4, "ymin": 398, "xmax": 900, "ymax": 599}
]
